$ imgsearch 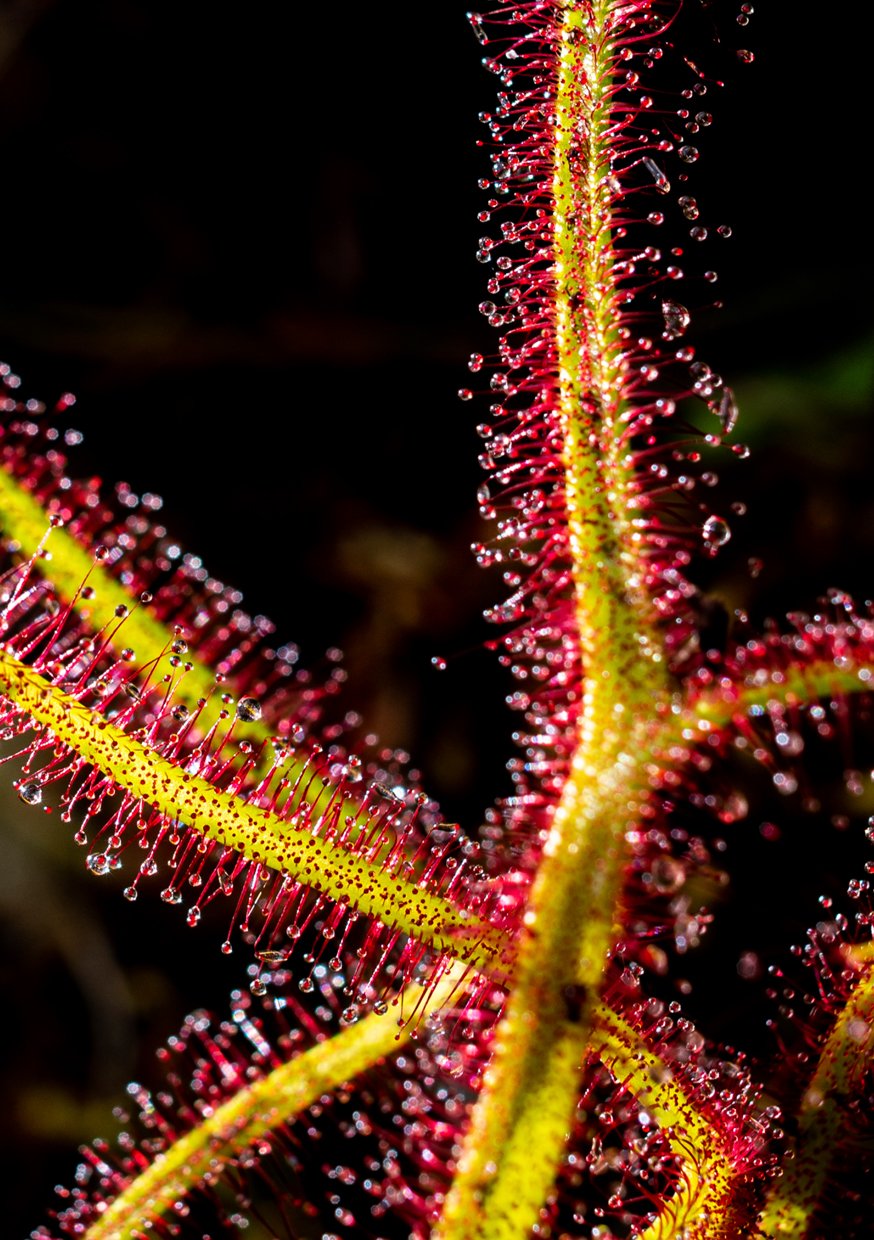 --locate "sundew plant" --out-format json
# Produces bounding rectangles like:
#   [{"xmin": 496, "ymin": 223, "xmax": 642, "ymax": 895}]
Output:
[{"xmin": 4, "ymin": 1, "xmax": 874, "ymax": 1237}]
